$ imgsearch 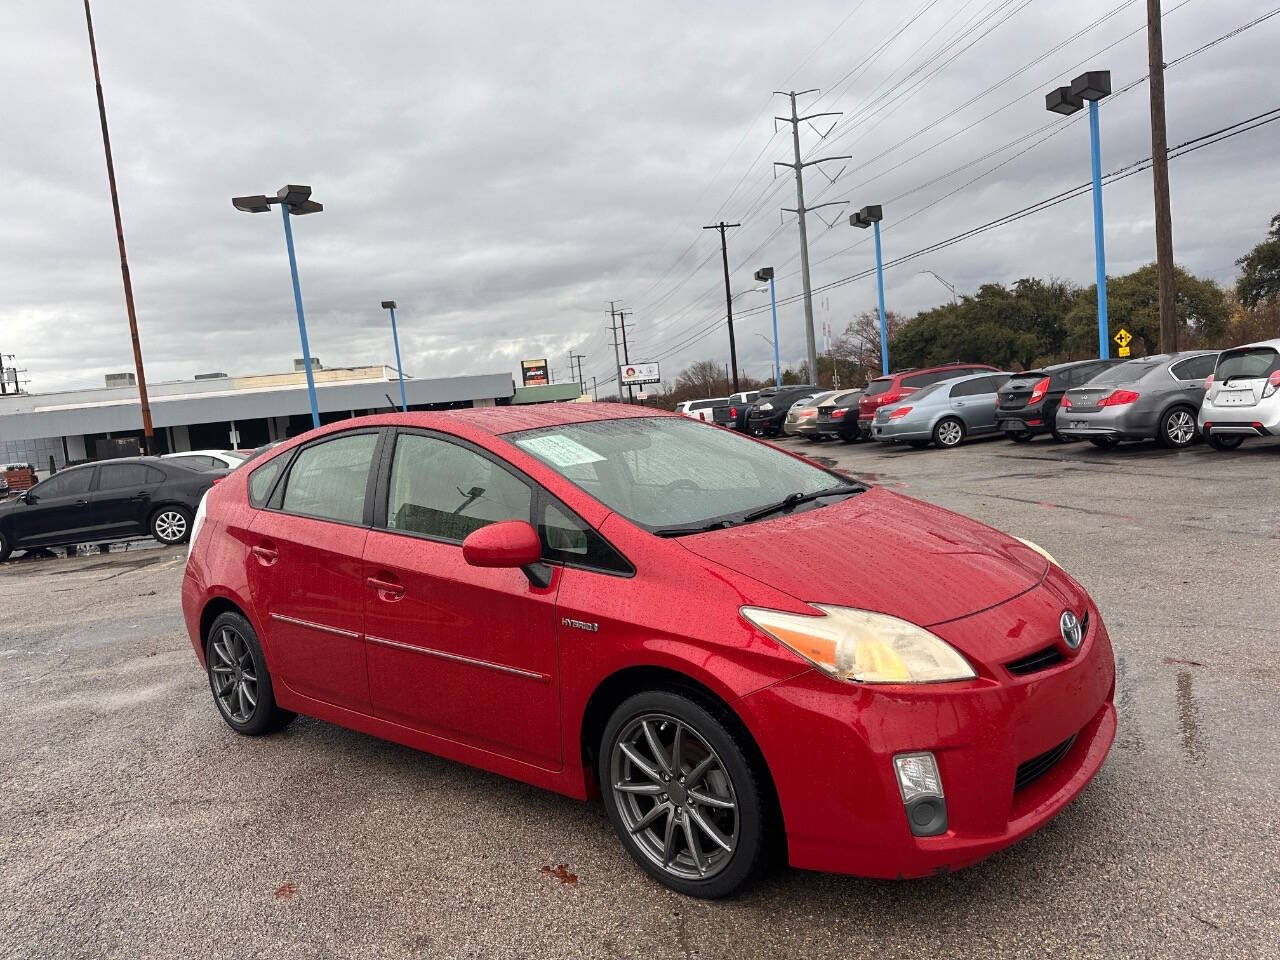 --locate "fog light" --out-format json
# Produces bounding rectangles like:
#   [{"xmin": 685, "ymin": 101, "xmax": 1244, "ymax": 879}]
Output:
[{"xmin": 894, "ymin": 752, "xmax": 948, "ymax": 837}]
